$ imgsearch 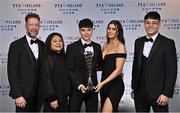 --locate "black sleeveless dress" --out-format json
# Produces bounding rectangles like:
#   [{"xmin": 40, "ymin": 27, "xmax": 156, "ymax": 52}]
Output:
[{"xmin": 100, "ymin": 53, "xmax": 126, "ymax": 111}]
